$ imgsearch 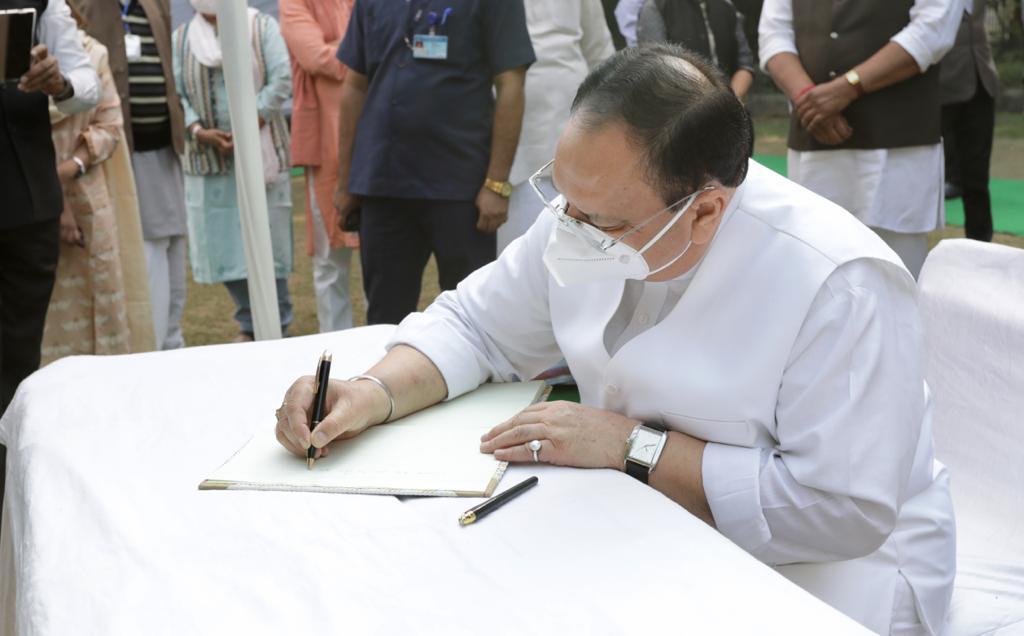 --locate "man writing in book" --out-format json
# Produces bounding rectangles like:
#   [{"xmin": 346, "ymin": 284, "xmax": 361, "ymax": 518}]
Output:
[{"xmin": 275, "ymin": 45, "xmax": 955, "ymax": 635}]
